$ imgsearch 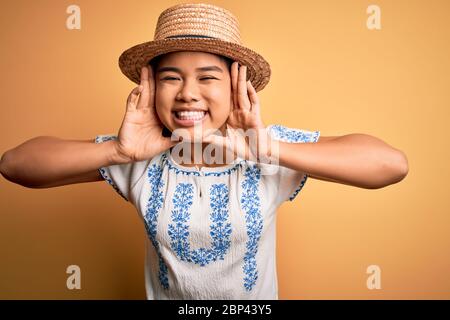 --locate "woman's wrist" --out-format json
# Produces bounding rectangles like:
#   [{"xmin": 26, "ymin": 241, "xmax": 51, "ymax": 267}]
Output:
[
  {"xmin": 109, "ymin": 140, "xmax": 133, "ymax": 165},
  {"xmin": 256, "ymin": 127, "xmax": 274, "ymax": 163},
  {"xmin": 242, "ymin": 126, "xmax": 273, "ymax": 163}
]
